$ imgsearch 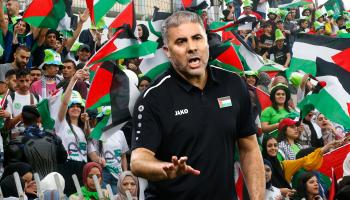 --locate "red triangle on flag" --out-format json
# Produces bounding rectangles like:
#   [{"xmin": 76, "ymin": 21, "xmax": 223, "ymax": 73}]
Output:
[
  {"xmin": 23, "ymin": 0, "xmax": 53, "ymax": 18},
  {"xmin": 331, "ymin": 47, "xmax": 350, "ymax": 73},
  {"xmin": 109, "ymin": 0, "xmax": 135, "ymax": 31},
  {"xmin": 216, "ymin": 45, "xmax": 244, "ymax": 71},
  {"xmin": 182, "ymin": 0, "xmax": 193, "ymax": 8},
  {"xmin": 347, "ymin": 102, "xmax": 350, "ymax": 117},
  {"xmin": 255, "ymin": 87, "xmax": 272, "ymax": 110}
]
